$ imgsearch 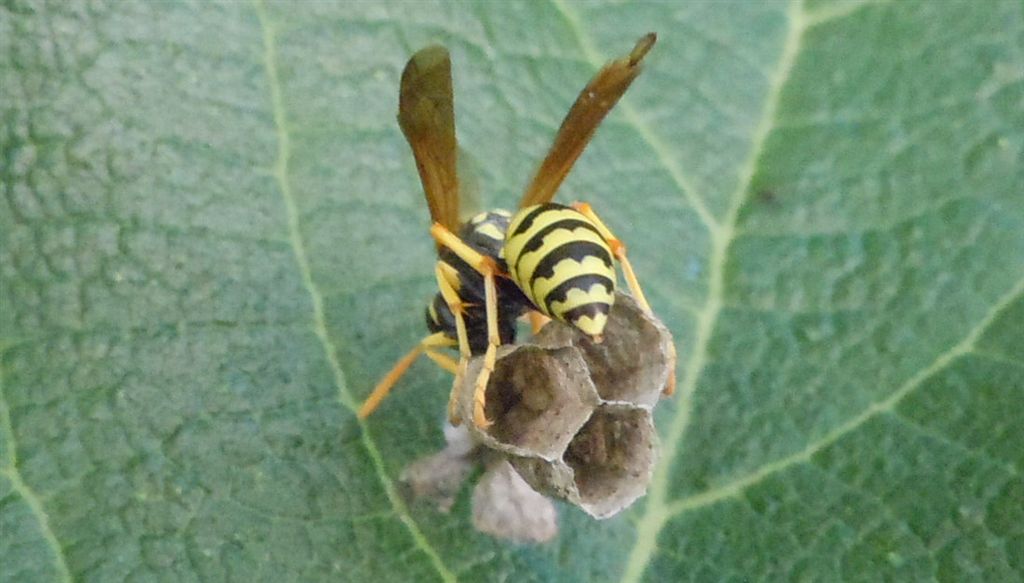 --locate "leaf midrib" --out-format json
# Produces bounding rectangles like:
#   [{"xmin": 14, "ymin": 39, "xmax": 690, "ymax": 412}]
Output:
[
  {"xmin": 591, "ymin": 0, "xmax": 1014, "ymax": 580},
  {"xmin": 599, "ymin": 0, "xmax": 806, "ymax": 578},
  {"xmin": 253, "ymin": 2, "xmax": 457, "ymax": 582}
]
